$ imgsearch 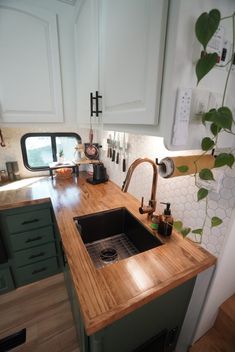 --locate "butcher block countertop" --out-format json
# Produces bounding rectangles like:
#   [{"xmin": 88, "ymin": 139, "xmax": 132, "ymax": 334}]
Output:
[{"xmin": 0, "ymin": 175, "xmax": 216, "ymax": 335}]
